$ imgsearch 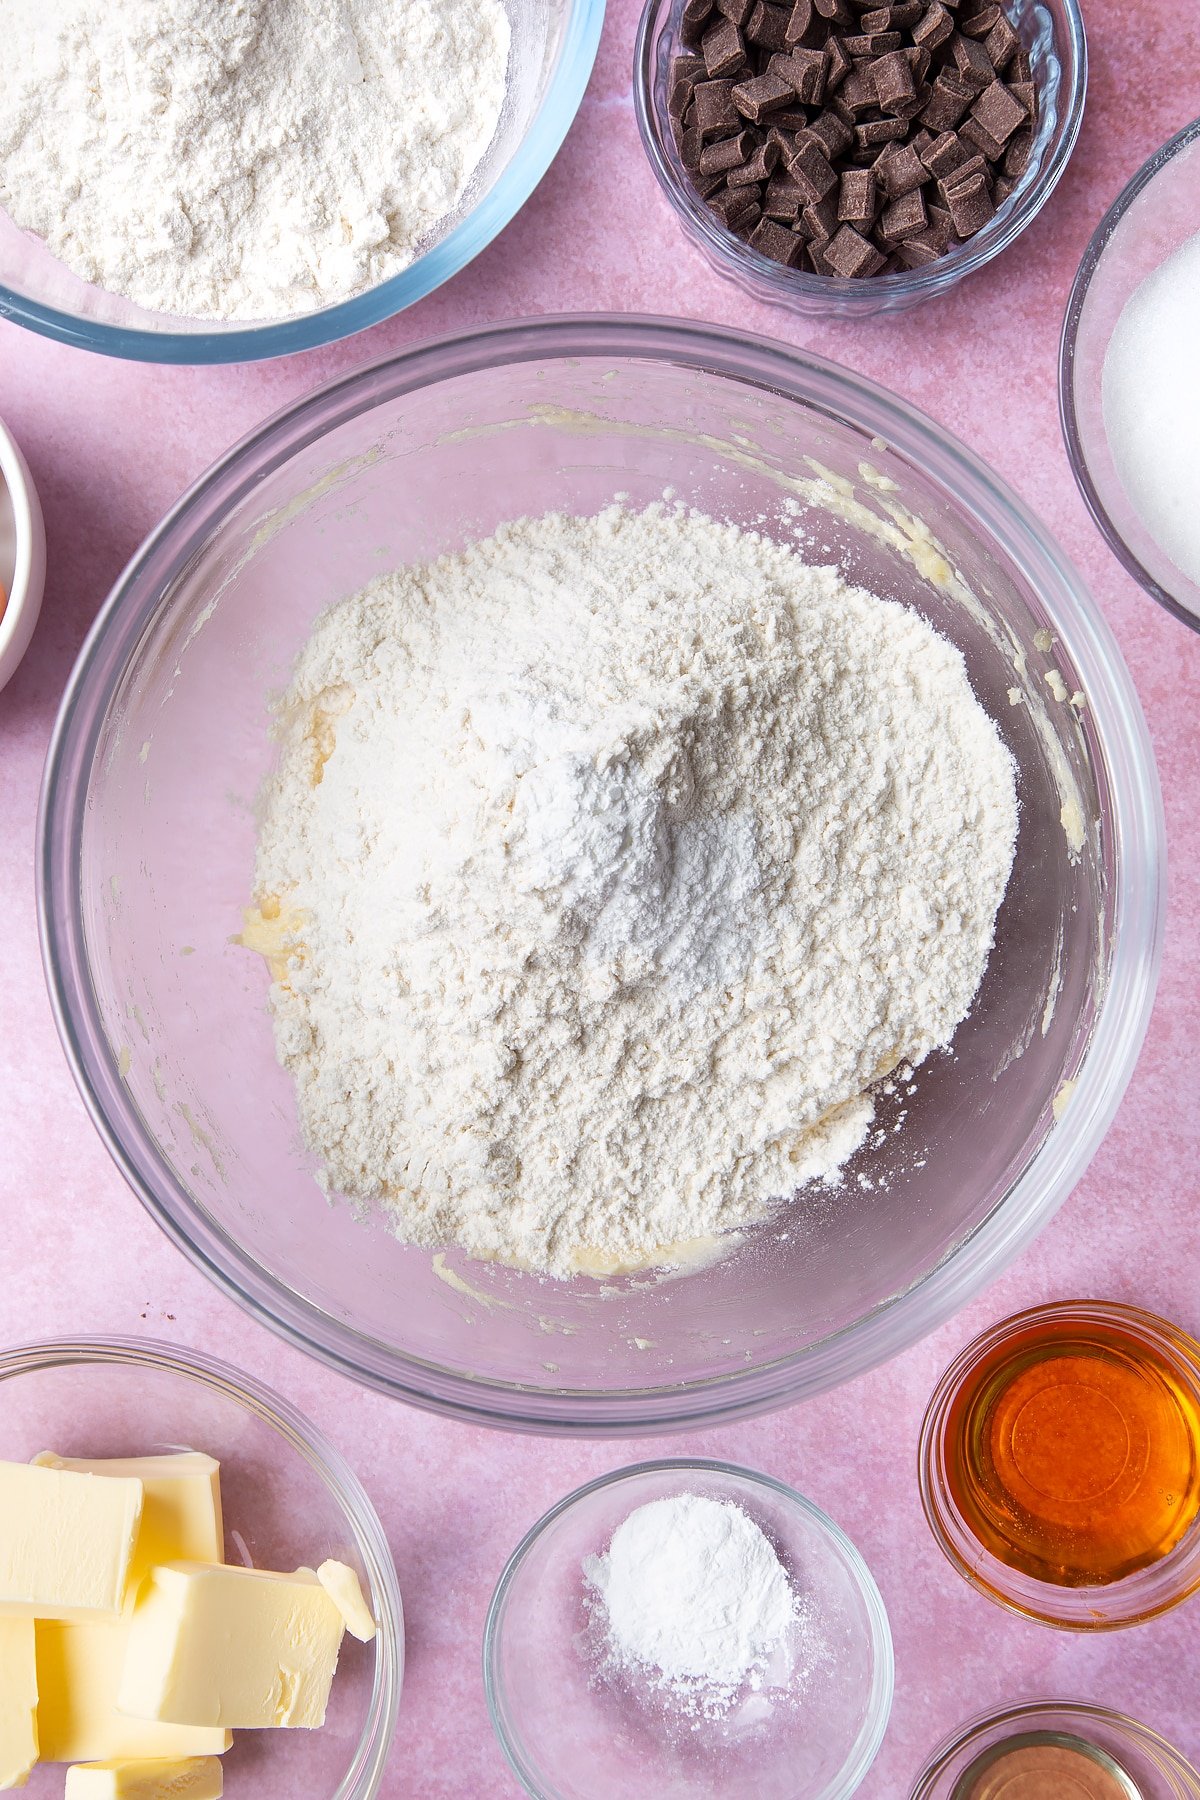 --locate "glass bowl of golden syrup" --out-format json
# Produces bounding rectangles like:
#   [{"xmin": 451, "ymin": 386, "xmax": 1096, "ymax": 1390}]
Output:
[
  {"xmin": 912, "ymin": 1700, "xmax": 1200, "ymax": 1799},
  {"xmin": 919, "ymin": 1301, "xmax": 1200, "ymax": 1628}
]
